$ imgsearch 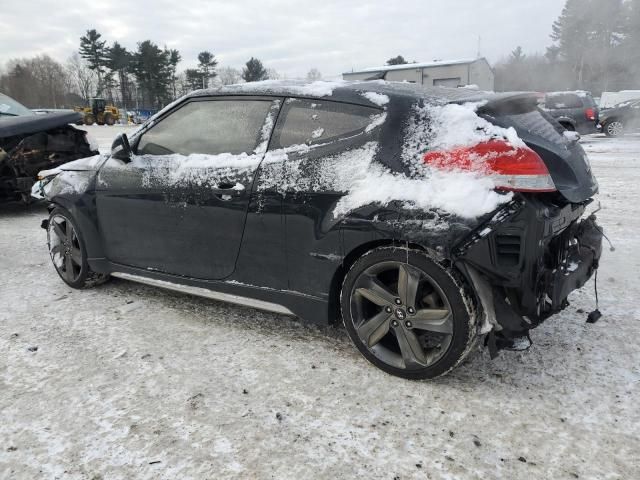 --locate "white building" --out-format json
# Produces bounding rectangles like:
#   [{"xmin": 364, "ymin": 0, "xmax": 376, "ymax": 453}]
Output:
[{"xmin": 343, "ymin": 58, "xmax": 494, "ymax": 91}]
